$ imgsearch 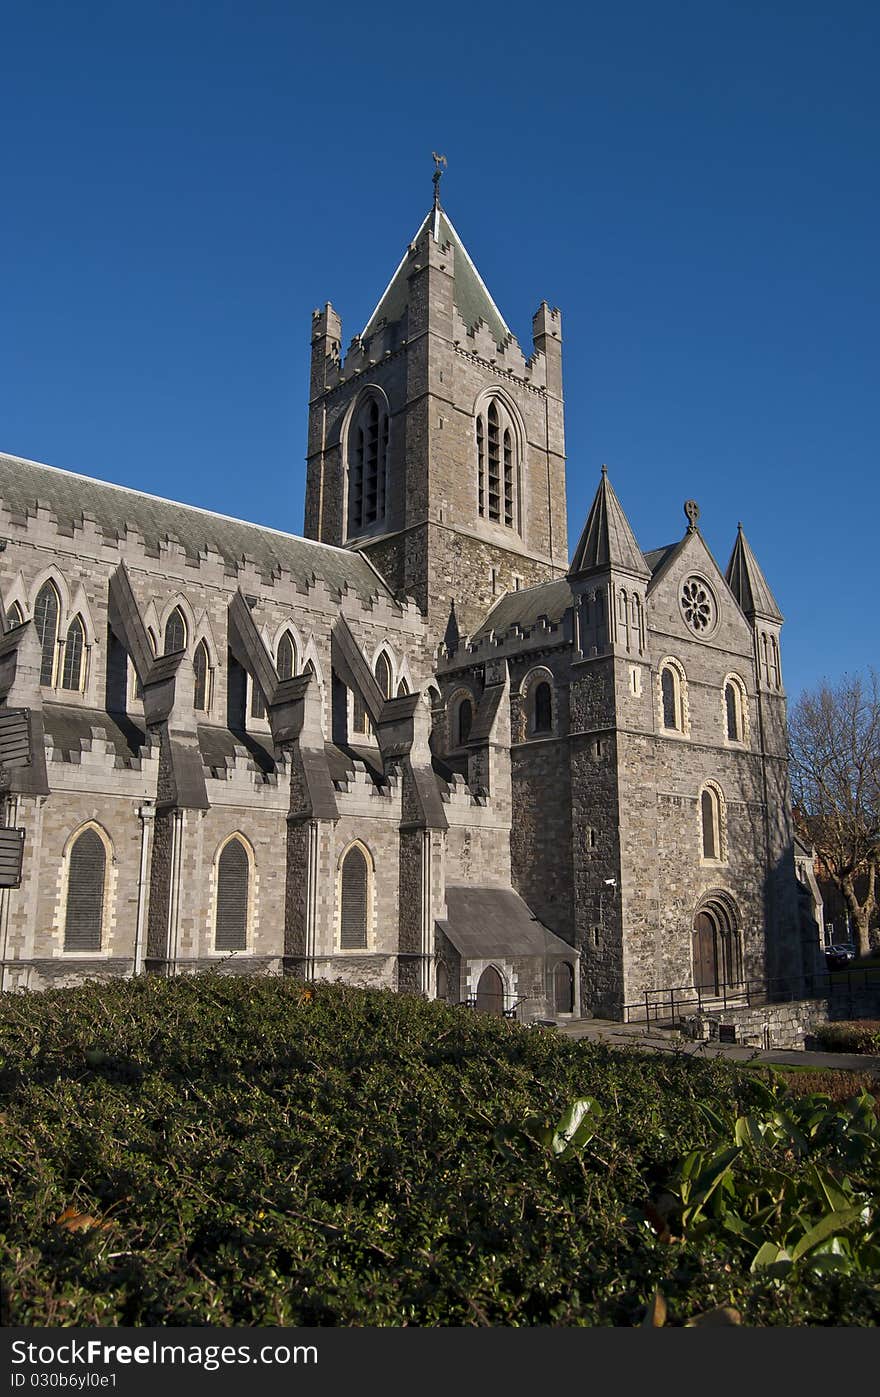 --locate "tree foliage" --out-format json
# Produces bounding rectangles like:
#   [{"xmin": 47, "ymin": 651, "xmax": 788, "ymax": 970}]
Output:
[{"xmin": 789, "ymin": 669, "xmax": 880, "ymax": 955}]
